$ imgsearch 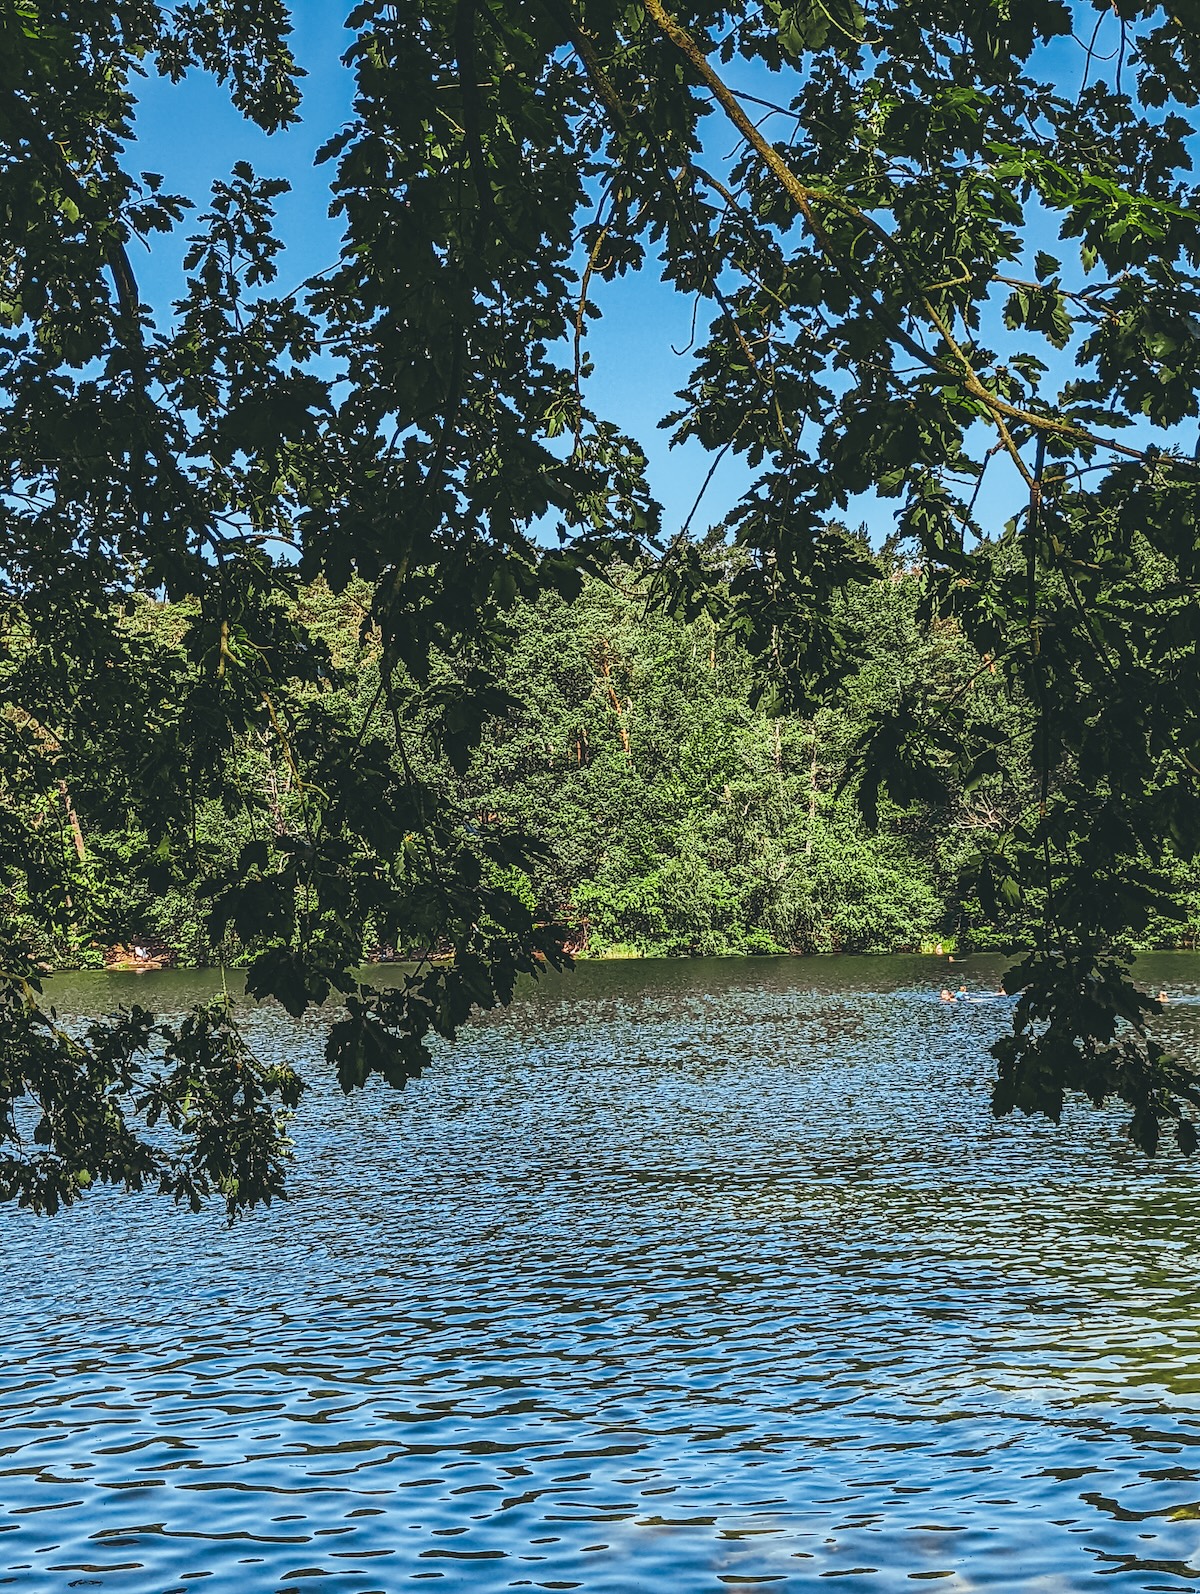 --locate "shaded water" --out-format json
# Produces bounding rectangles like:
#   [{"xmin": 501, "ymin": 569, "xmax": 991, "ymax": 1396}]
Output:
[{"xmin": 4, "ymin": 954, "xmax": 1200, "ymax": 1592}]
